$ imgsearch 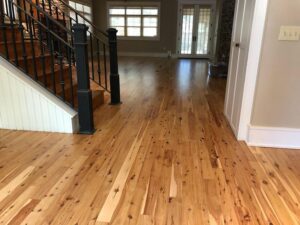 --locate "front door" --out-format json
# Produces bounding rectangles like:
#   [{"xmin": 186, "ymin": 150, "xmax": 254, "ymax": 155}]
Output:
[
  {"xmin": 177, "ymin": 4, "xmax": 212, "ymax": 58},
  {"xmin": 224, "ymin": 0, "xmax": 256, "ymax": 137}
]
